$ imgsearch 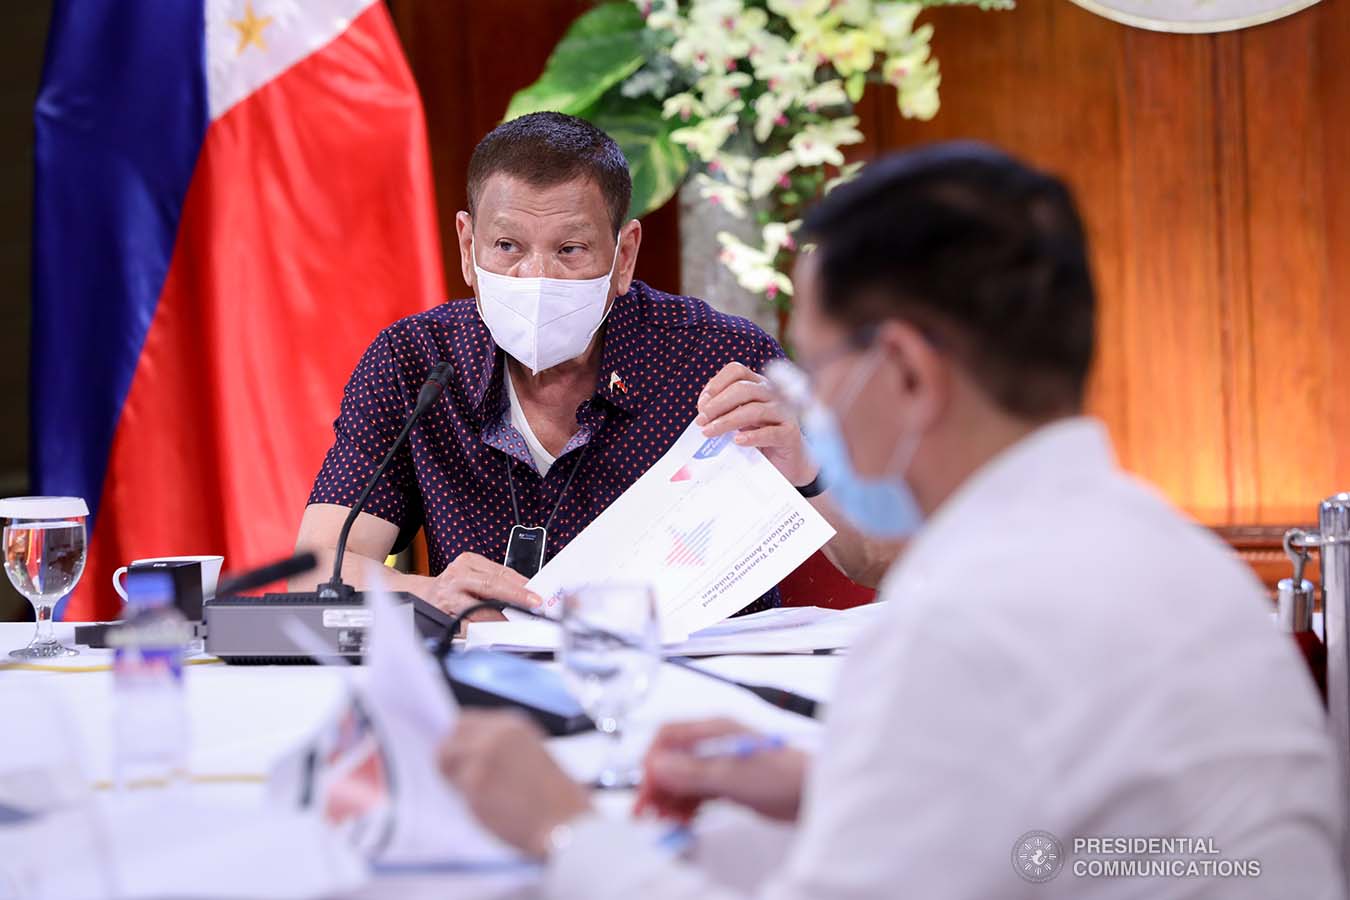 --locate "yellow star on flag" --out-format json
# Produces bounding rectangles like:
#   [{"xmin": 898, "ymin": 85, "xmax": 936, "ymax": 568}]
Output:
[{"xmin": 230, "ymin": 1, "xmax": 274, "ymax": 56}]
